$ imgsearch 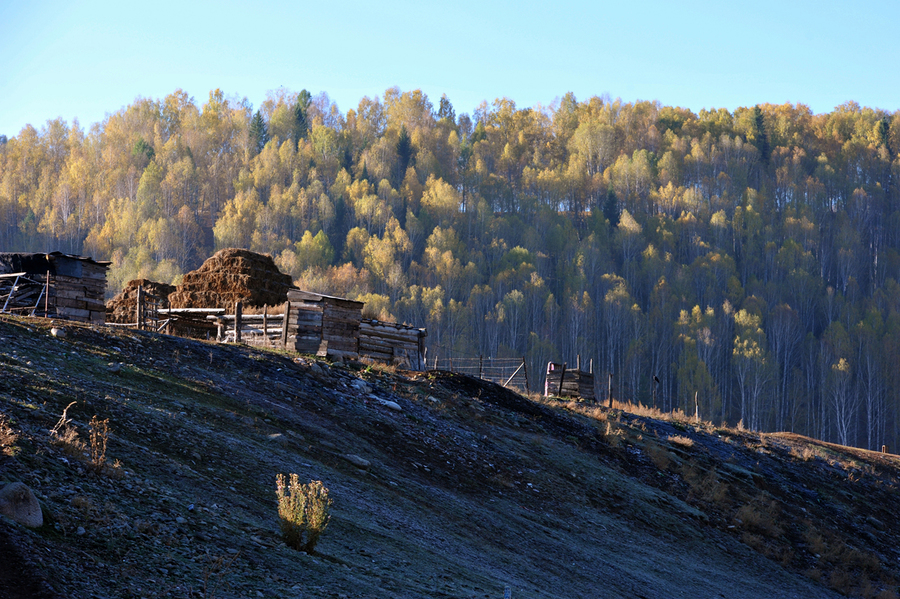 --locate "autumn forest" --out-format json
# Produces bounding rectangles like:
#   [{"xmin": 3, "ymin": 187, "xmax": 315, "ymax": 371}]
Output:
[{"xmin": 1, "ymin": 87, "xmax": 899, "ymax": 451}]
